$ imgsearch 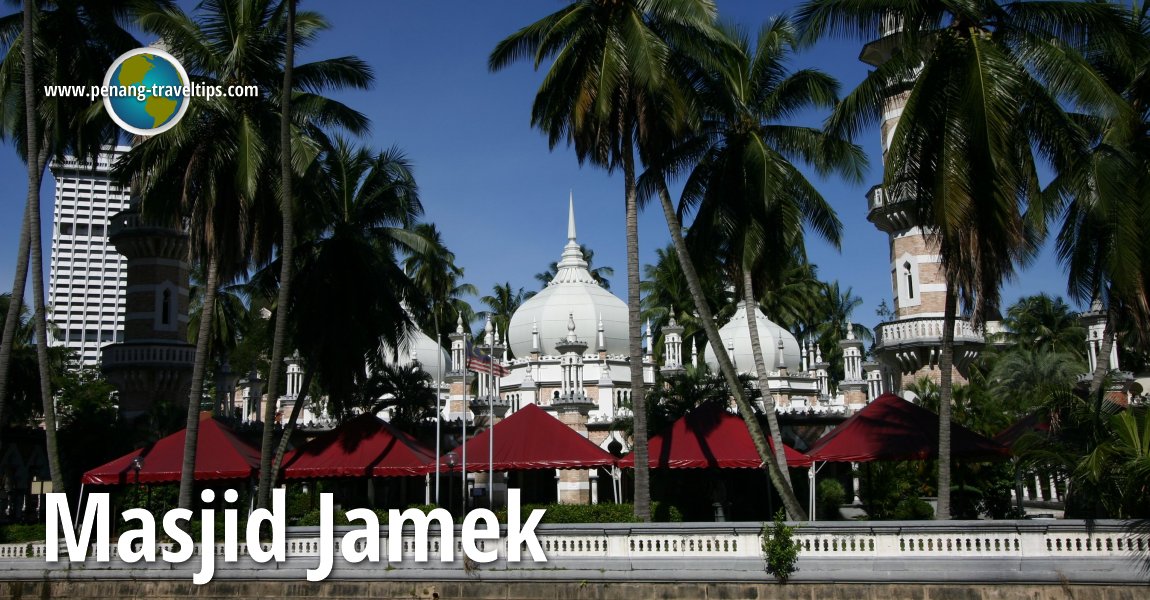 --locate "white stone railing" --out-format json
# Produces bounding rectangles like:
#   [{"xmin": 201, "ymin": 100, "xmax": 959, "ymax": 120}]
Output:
[
  {"xmin": 4, "ymin": 520, "xmax": 1144, "ymax": 563},
  {"xmin": 875, "ymin": 317, "xmax": 987, "ymax": 347}
]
